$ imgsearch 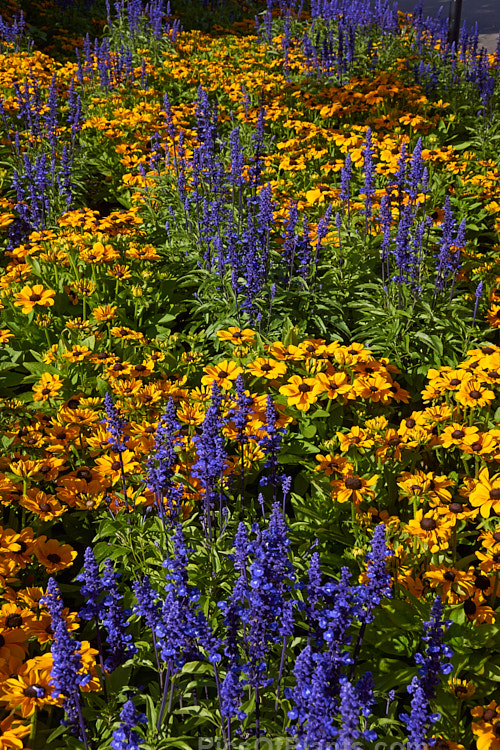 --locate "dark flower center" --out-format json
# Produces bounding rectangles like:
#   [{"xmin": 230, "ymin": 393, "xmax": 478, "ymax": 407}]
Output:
[
  {"xmin": 470, "ymin": 390, "xmax": 482, "ymax": 399},
  {"xmin": 443, "ymin": 571, "xmax": 455, "ymax": 582},
  {"xmin": 112, "ymin": 364, "xmax": 124, "ymax": 371},
  {"xmin": 493, "ymin": 532, "xmax": 500, "ymax": 542},
  {"xmin": 490, "ymin": 488, "xmax": 500, "ymax": 499},
  {"xmin": 47, "ymin": 553, "xmax": 61, "ymax": 564},
  {"xmin": 39, "ymin": 502, "xmax": 51, "ymax": 512},
  {"xmin": 405, "ymin": 418, "xmax": 416, "ymax": 428},
  {"xmin": 449, "ymin": 378, "xmax": 460, "ymax": 386},
  {"xmin": 388, "ymin": 437, "xmax": 401, "ymax": 446},
  {"xmin": 5, "ymin": 613, "xmax": 23, "ymax": 628},
  {"xmin": 135, "ymin": 364, "xmax": 146, "ymax": 372},
  {"xmin": 493, "ymin": 552, "xmax": 500, "ymax": 563},
  {"xmin": 449, "ymin": 502, "xmax": 463, "ymax": 514},
  {"xmin": 451, "ymin": 429, "xmax": 465, "ymax": 439},
  {"xmin": 471, "ymin": 442, "xmax": 482, "ymax": 452},
  {"xmin": 111, "ymin": 461, "xmax": 122, "ymax": 471},
  {"xmin": 40, "ymin": 464, "xmax": 51, "ymax": 474},
  {"xmin": 76, "ymin": 469, "xmax": 92, "ymax": 481},
  {"xmin": 345, "ymin": 477, "xmax": 362, "ymax": 491},
  {"xmin": 463, "ymin": 599, "xmax": 476, "ymax": 615},
  {"xmin": 41, "ymin": 388, "xmax": 51, "ymax": 395},
  {"xmin": 145, "ymin": 426, "xmax": 155, "ymax": 434},
  {"xmin": 17, "ymin": 541, "xmax": 27, "ymax": 554},
  {"xmin": 475, "ymin": 575, "xmax": 490, "ymax": 591},
  {"xmin": 29, "ymin": 293, "xmax": 42, "ymax": 302},
  {"xmin": 260, "ymin": 364, "xmax": 273, "ymax": 372},
  {"xmin": 483, "ymin": 709, "xmax": 496, "ymax": 722},
  {"xmin": 298, "ymin": 383, "xmax": 311, "ymax": 393},
  {"xmin": 420, "ymin": 518, "xmax": 436, "ymax": 531},
  {"xmin": 54, "ymin": 431, "xmax": 66, "ymax": 440},
  {"xmin": 217, "ymin": 371, "xmax": 228, "ymax": 378}
]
